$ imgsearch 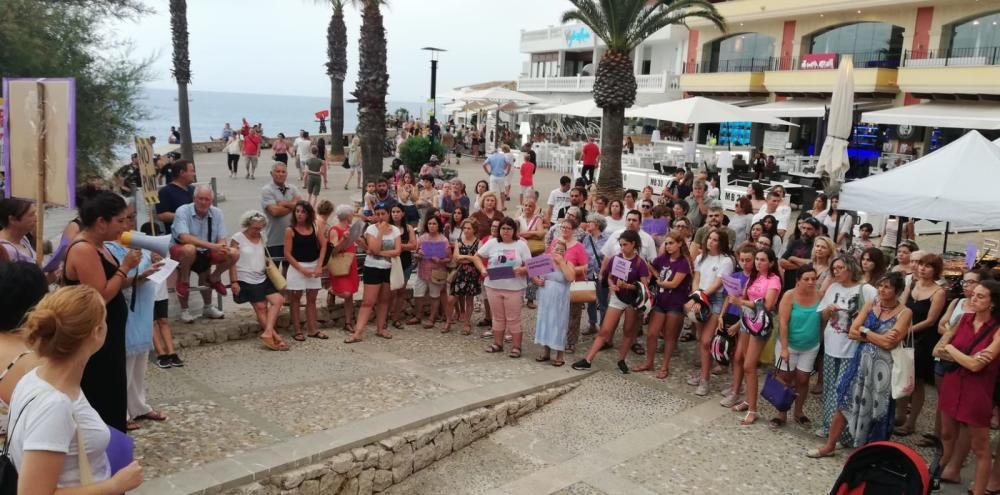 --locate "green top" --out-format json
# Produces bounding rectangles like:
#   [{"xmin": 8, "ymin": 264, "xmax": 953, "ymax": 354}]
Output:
[
  {"xmin": 788, "ymin": 301, "xmax": 821, "ymax": 350},
  {"xmin": 306, "ymin": 157, "xmax": 323, "ymax": 174}
]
